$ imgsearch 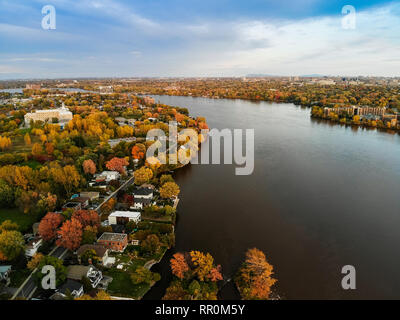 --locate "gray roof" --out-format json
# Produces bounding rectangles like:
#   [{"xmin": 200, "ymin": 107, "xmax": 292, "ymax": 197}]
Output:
[{"xmin": 59, "ymin": 279, "xmax": 83, "ymax": 294}]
